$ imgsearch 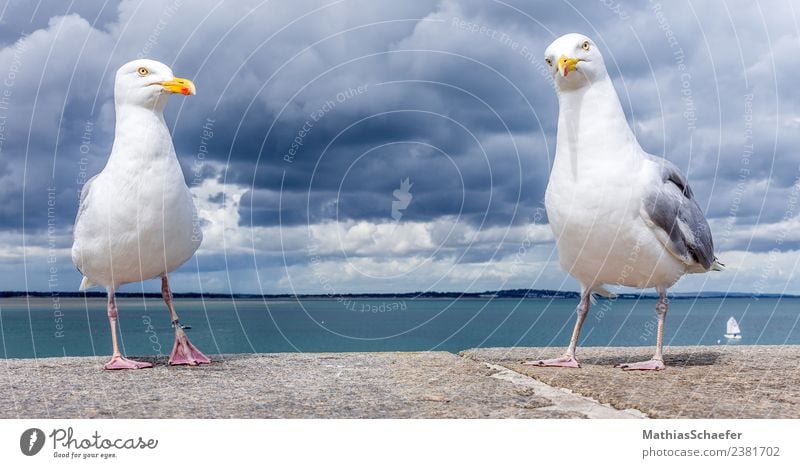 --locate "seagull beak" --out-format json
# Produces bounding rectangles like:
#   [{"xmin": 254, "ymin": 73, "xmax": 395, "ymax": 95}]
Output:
[
  {"xmin": 557, "ymin": 55, "xmax": 580, "ymax": 77},
  {"xmin": 160, "ymin": 77, "xmax": 196, "ymax": 96}
]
